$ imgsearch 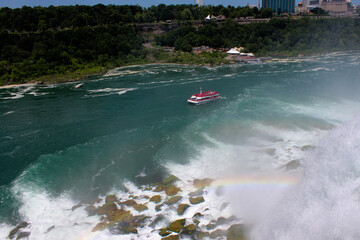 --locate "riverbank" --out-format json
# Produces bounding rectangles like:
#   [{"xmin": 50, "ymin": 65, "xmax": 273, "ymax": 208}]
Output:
[
  {"xmin": 0, "ymin": 49, "xmax": 357, "ymax": 88},
  {"xmin": 0, "ymin": 50, "xmax": 229, "ymax": 87}
]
